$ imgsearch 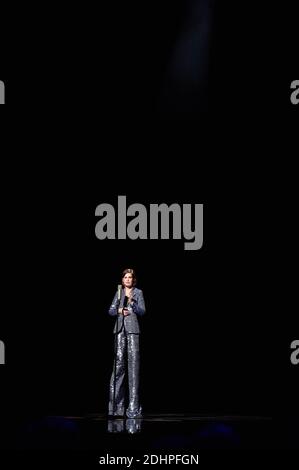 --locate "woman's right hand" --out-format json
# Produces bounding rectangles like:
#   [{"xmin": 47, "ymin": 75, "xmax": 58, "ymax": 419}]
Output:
[{"xmin": 118, "ymin": 307, "xmax": 130, "ymax": 316}]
